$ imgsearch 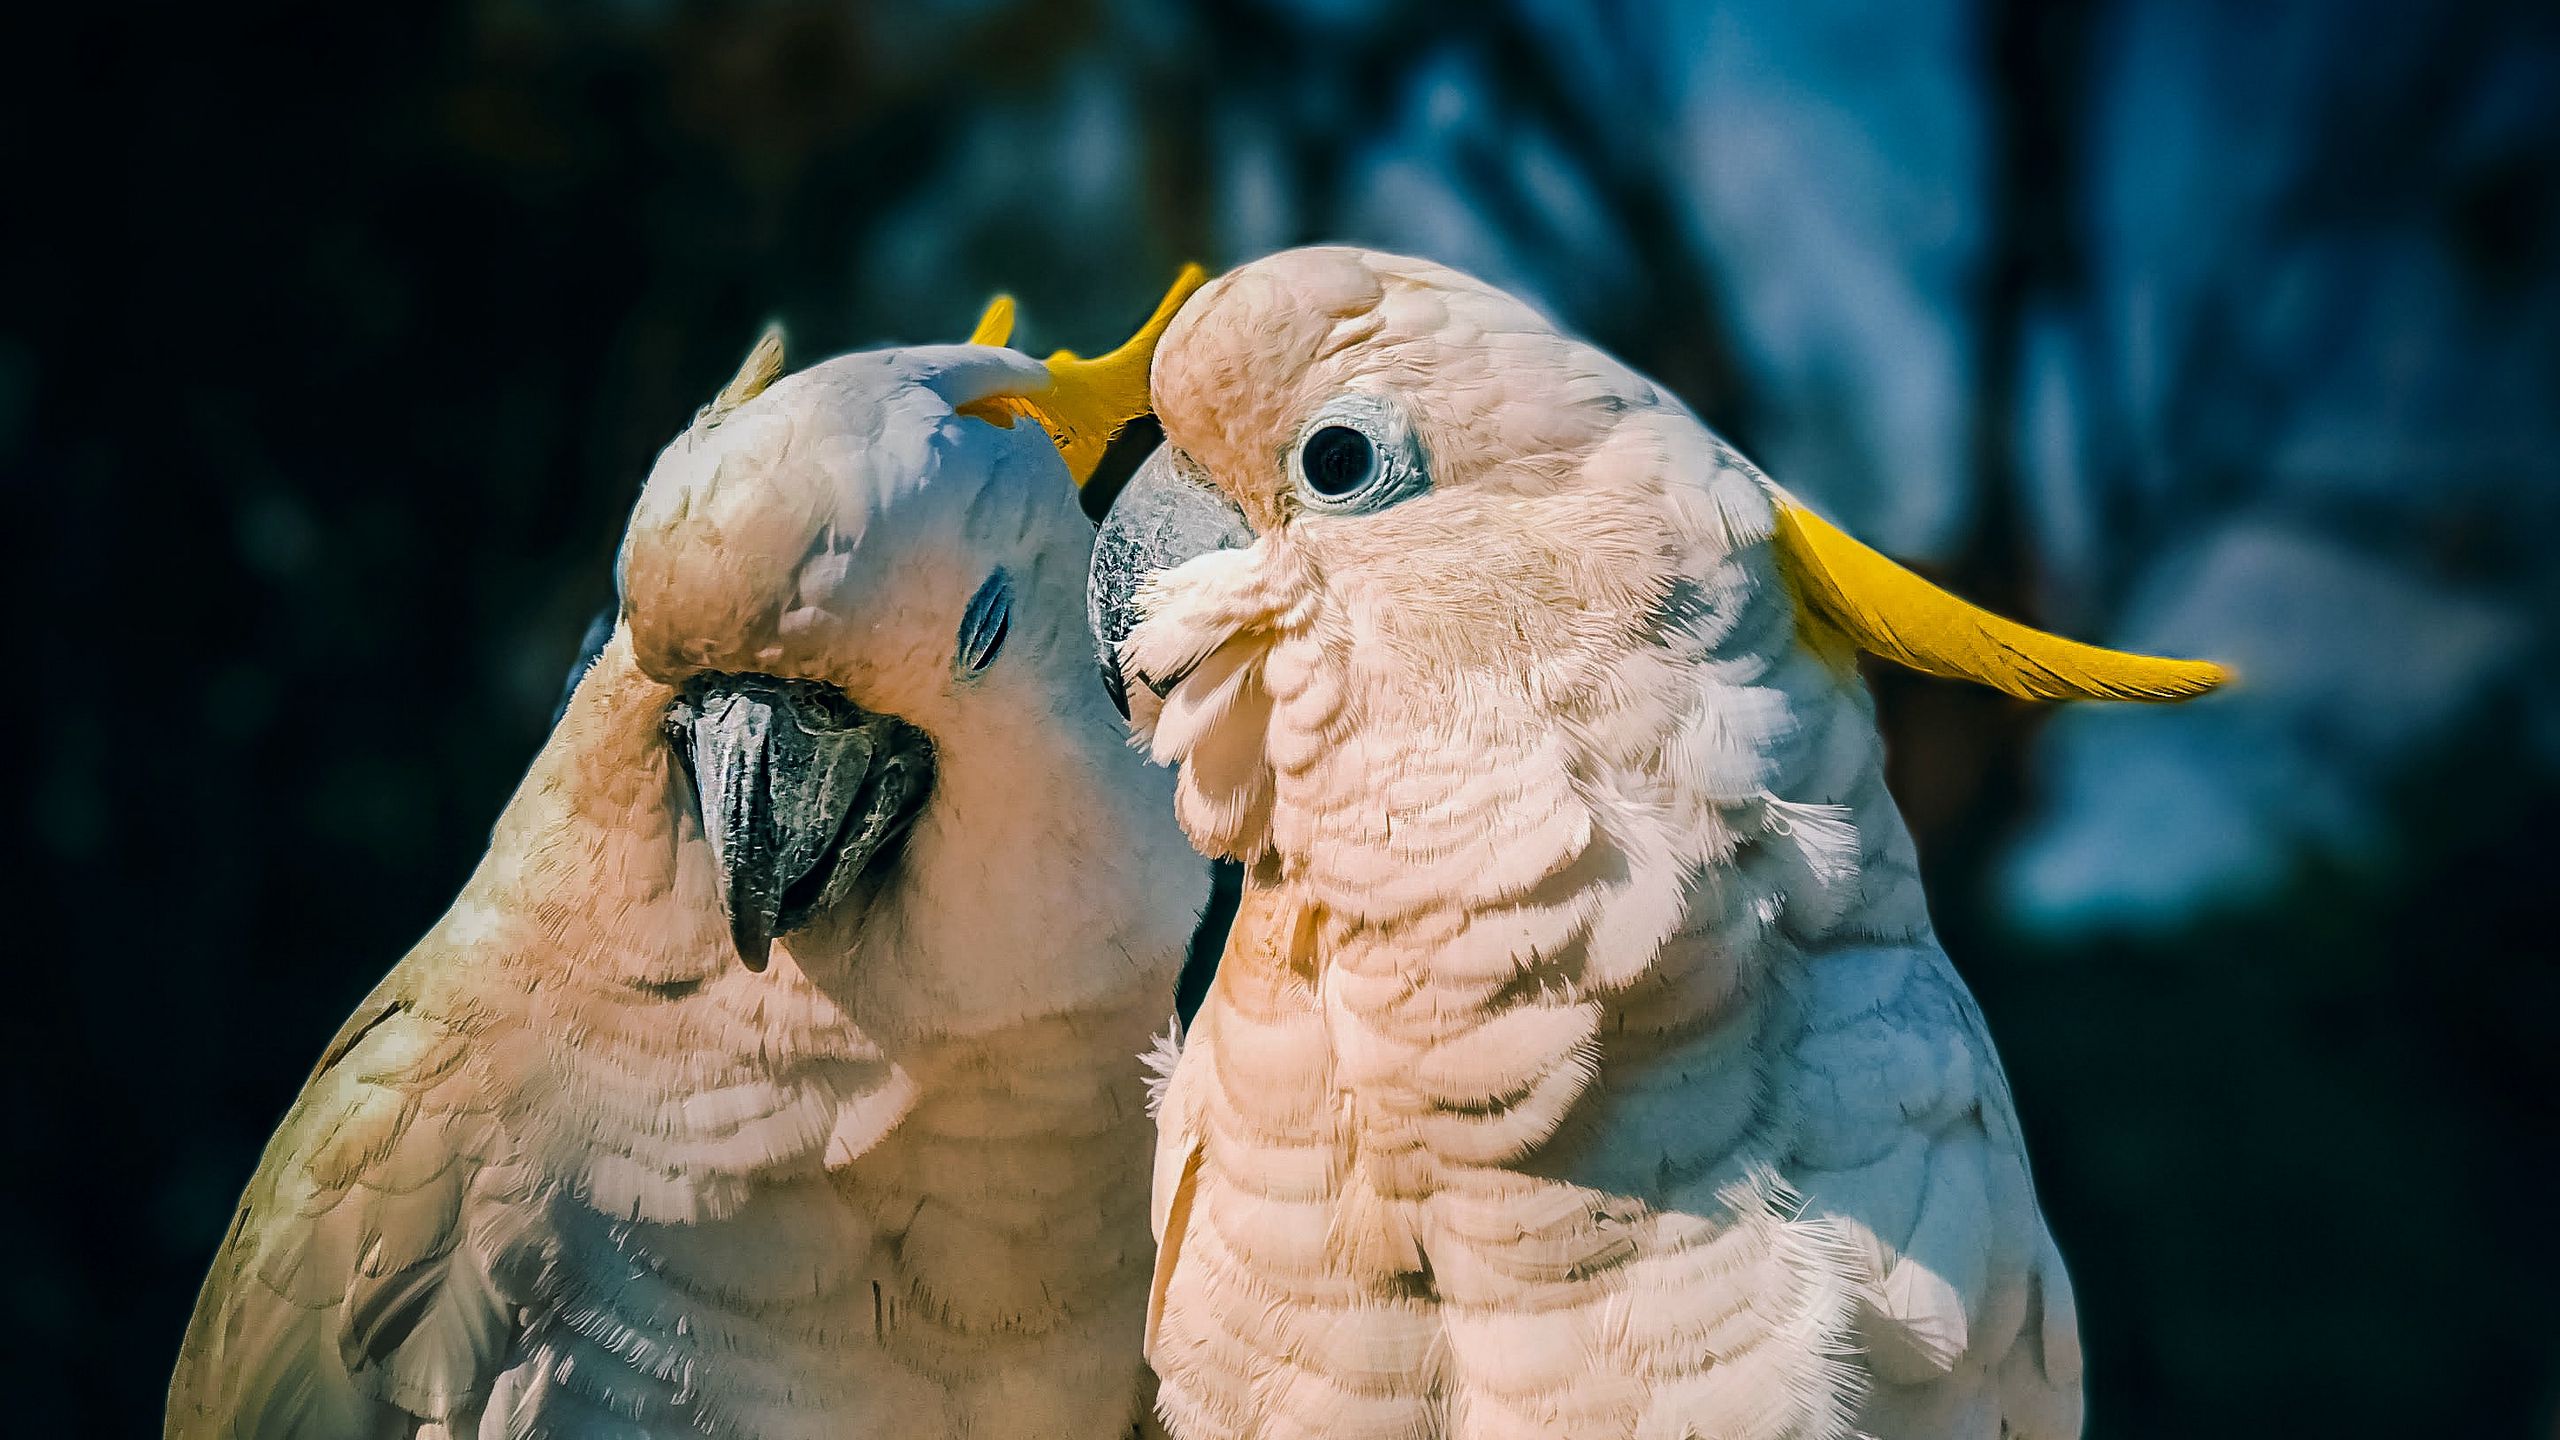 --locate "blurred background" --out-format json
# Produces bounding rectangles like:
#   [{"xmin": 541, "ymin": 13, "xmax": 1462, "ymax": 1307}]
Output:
[{"xmin": 8, "ymin": 0, "xmax": 2557, "ymax": 1433}]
